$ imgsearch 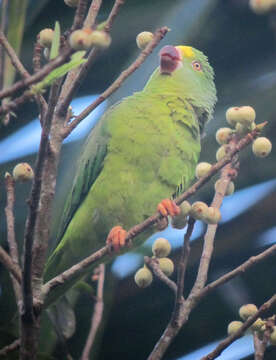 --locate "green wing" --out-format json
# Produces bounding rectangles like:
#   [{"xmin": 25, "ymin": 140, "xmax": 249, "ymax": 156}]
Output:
[{"xmin": 56, "ymin": 116, "xmax": 110, "ymax": 243}]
